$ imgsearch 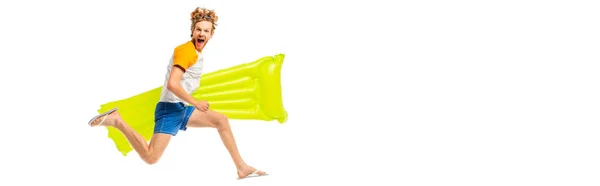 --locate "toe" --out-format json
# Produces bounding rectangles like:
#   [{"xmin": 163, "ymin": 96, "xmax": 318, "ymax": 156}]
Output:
[
  {"xmin": 89, "ymin": 115, "xmax": 106, "ymax": 127},
  {"xmin": 237, "ymin": 166, "xmax": 268, "ymax": 178}
]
